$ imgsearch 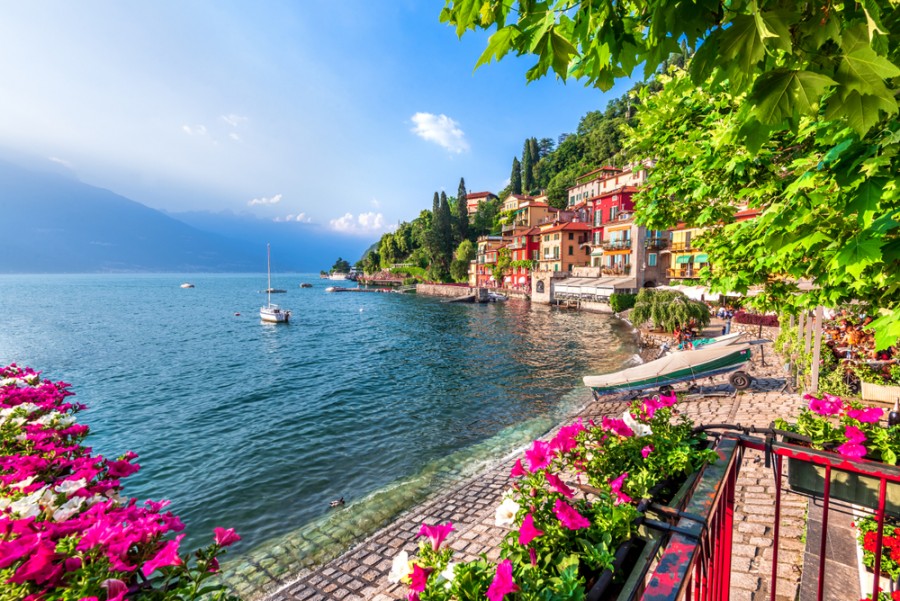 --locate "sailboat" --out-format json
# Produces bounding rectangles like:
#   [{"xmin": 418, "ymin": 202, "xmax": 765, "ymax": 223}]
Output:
[{"xmin": 260, "ymin": 244, "xmax": 291, "ymax": 324}]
